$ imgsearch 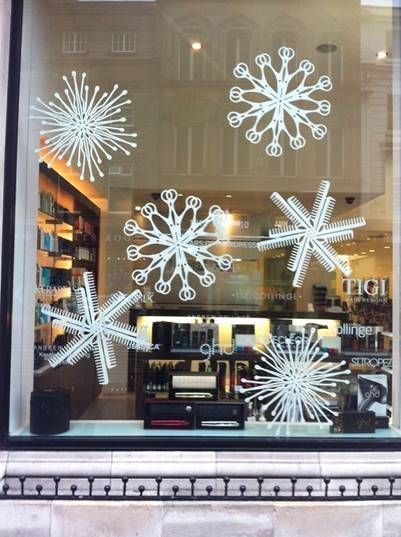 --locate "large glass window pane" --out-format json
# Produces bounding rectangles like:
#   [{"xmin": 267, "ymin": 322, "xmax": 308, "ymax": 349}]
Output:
[{"xmin": 7, "ymin": 0, "xmax": 401, "ymax": 444}]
